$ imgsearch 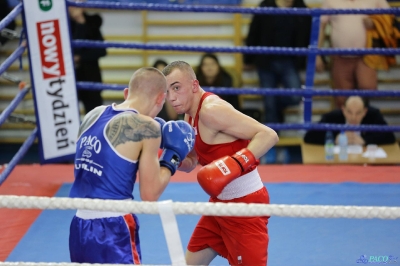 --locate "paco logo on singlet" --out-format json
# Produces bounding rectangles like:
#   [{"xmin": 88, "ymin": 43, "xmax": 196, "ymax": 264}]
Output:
[
  {"xmin": 75, "ymin": 135, "xmax": 103, "ymax": 177},
  {"xmin": 215, "ymin": 160, "xmax": 231, "ymax": 175},
  {"xmin": 37, "ymin": 19, "xmax": 66, "ymax": 80},
  {"xmin": 79, "ymin": 135, "xmax": 102, "ymax": 154}
]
